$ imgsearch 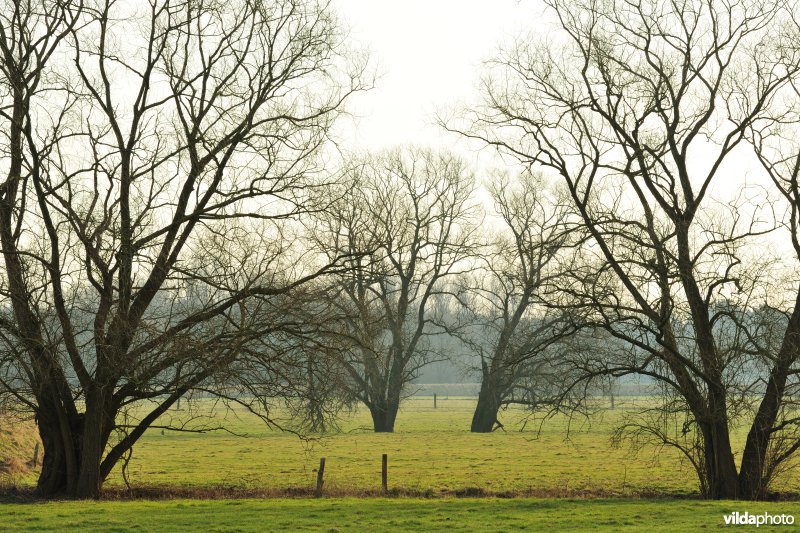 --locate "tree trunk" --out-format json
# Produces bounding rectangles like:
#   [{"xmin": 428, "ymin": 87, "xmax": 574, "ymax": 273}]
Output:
[
  {"xmin": 737, "ymin": 382, "xmax": 779, "ymax": 500},
  {"xmin": 75, "ymin": 390, "xmax": 111, "ymax": 498},
  {"xmin": 35, "ymin": 390, "xmax": 114, "ymax": 498},
  {"xmin": 471, "ymin": 374, "xmax": 502, "ymax": 433},
  {"xmin": 75, "ymin": 437, "xmax": 103, "ymax": 499},
  {"xmin": 738, "ymin": 431, "xmax": 769, "ymax": 501},
  {"xmin": 35, "ymin": 400, "xmax": 83, "ymax": 497},
  {"xmin": 700, "ymin": 416, "xmax": 740, "ymax": 499},
  {"xmin": 369, "ymin": 395, "xmax": 400, "ymax": 433},
  {"xmin": 738, "ymin": 294, "xmax": 800, "ymax": 500},
  {"xmin": 737, "ymin": 368, "xmax": 788, "ymax": 500}
]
